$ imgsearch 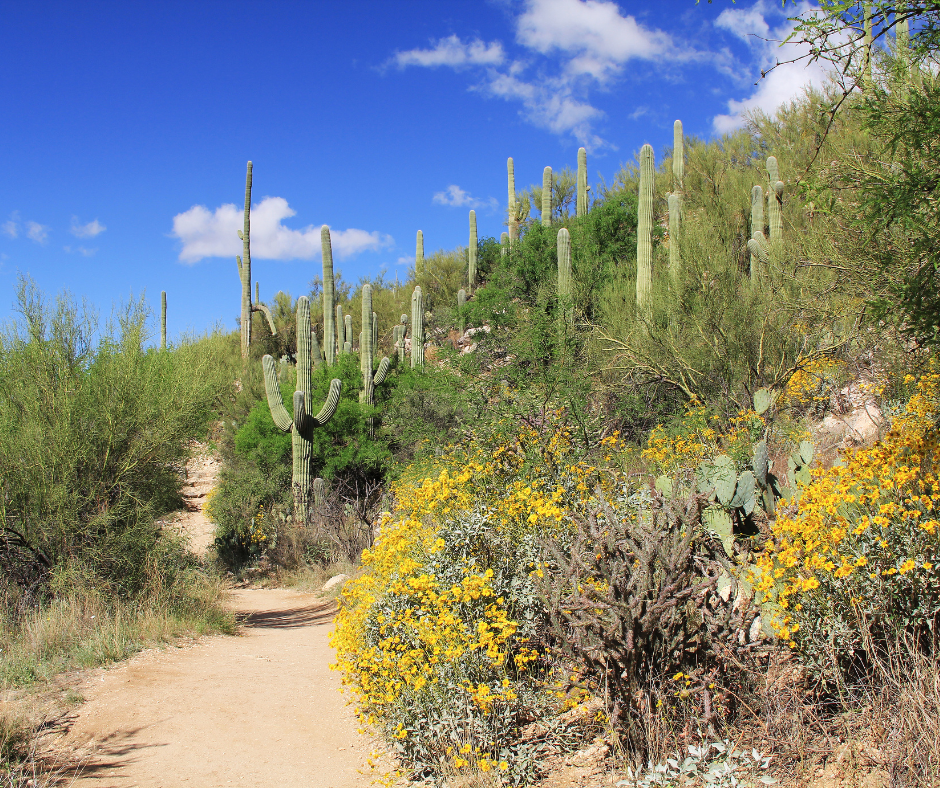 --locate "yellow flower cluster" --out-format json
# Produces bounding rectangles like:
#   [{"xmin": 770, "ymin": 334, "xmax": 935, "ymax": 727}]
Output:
[
  {"xmin": 777, "ymin": 356, "xmax": 846, "ymax": 409},
  {"xmin": 331, "ymin": 413, "xmax": 597, "ymax": 778},
  {"xmin": 754, "ymin": 371, "xmax": 940, "ymax": 646}
]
